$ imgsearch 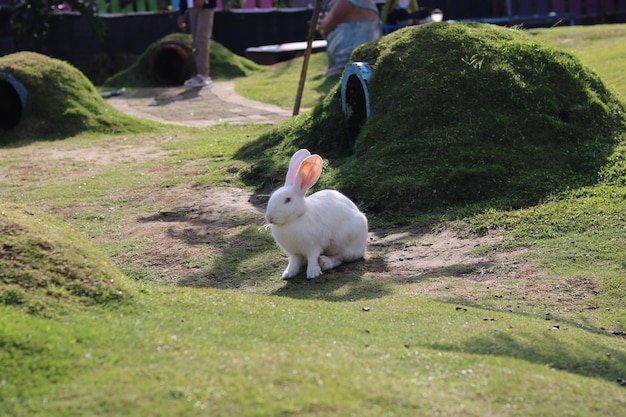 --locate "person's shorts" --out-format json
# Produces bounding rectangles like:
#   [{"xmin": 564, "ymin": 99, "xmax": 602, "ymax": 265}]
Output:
[{"xmin": 326, "ymin": 19, "xmax": 381, "ymax": 72}]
